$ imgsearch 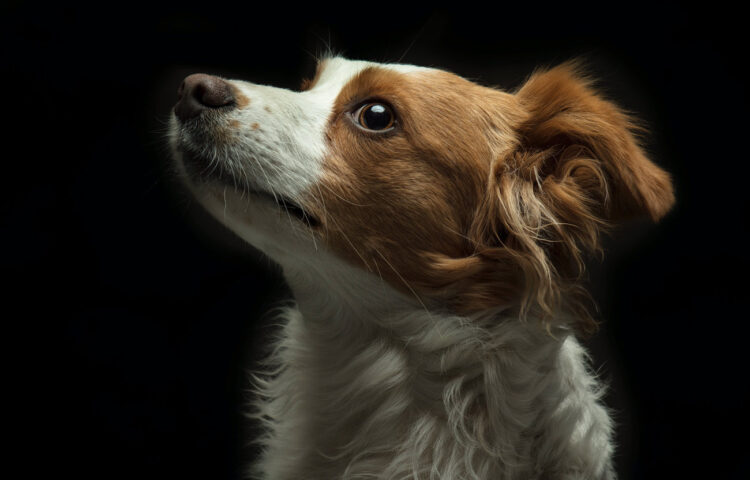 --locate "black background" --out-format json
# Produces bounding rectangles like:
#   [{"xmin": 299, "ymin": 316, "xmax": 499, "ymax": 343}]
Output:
[{"xmin": 4, "ymin": 2, "xmax": 749, "ymax": 479}]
